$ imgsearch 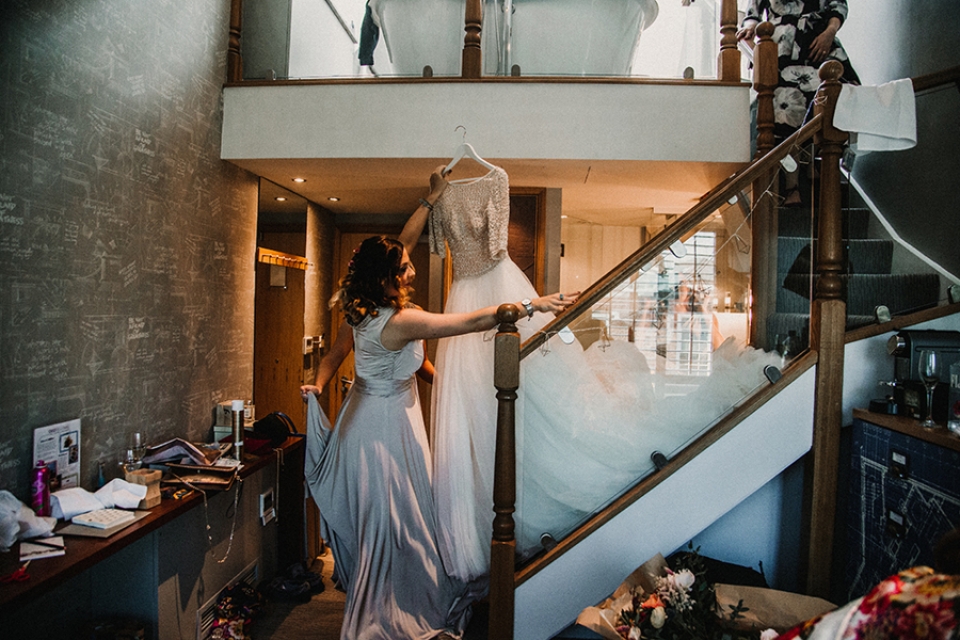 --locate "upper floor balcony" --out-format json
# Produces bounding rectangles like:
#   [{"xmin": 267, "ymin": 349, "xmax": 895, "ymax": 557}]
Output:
[{"xmin": 222, "ymin": 0, "xmax": 754, "ymax": 218}]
